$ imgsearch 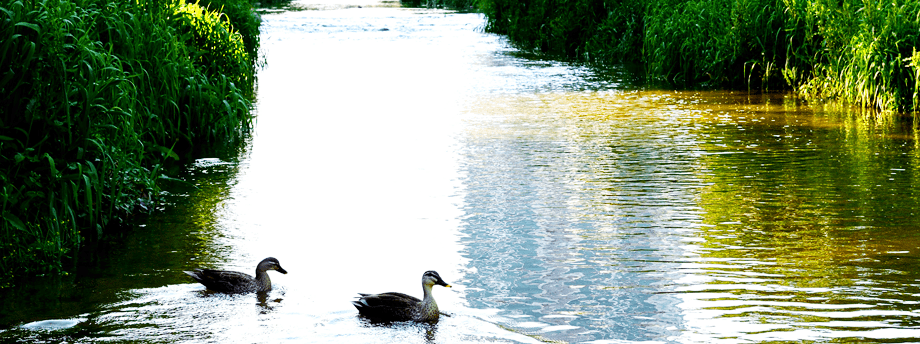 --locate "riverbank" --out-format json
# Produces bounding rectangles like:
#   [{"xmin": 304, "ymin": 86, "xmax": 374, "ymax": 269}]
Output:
[
  {"xmin": 478, "ymin": 0, "xmax": 920, "ymax": 114},
  {"xmin": 0, "ymin": 0, "xmax": 260, "ymax": 287}
]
